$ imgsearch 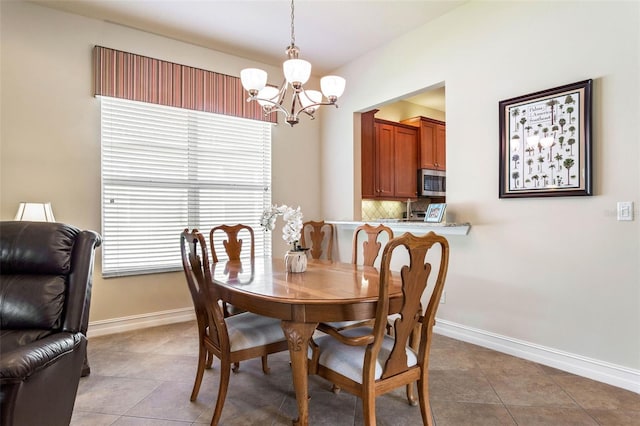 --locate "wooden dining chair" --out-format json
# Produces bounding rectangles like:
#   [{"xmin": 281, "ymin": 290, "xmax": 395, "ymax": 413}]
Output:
[
  {"xmin": 308, "ymin": 231, "xmax": 450, "ymax": 426},
  {"xmin": 209, "ymin": 224, "xmax": 255, "ymax": 263},
  {"xmin": 210, "ymin": 224, "xmax": 255, "ymax": 316},
  {"xmin": 351, "ymin": 223, "xmax": 394, "ymax": 267},
  {"xmin": 180, "ymin": 229, "xmax": 289, "ymax": 426},
  {"xmin": 300, "ymin": 220, "xmax": 334, "ymax": 261},
  {"xmin": 317, "ymin": 223, "xmax": 394, "ymax": 340}
]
